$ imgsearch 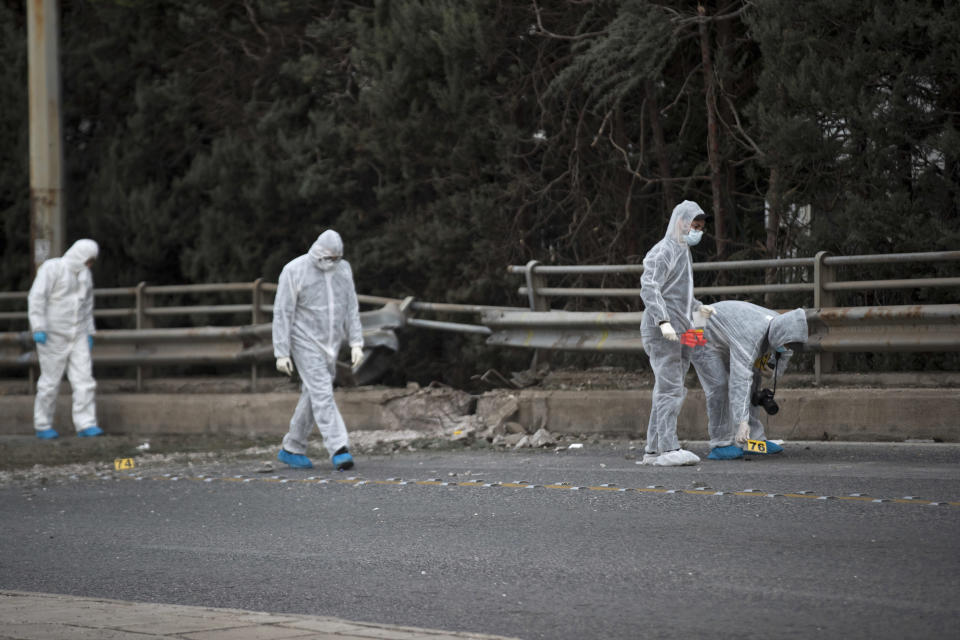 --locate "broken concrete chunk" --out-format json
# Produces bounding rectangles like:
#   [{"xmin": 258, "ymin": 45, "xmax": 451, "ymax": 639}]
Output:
[
  {"xmin": 513, "ymin": 435, "xmax": 531, "ymax": 449},
  {"xmin": 503, "ymin": 421, "xmax": 526, "ymax": 435},
  {"xmin": 528, "ymin": 428, "xmax": 556, "ymax": 448},
  {"xmin": 503, "ymin": 432, "xmax": 526, "ymax": 447},
  {"xmin": 381, "ymin": 385, "xmax": 473, "ymax": 431},
  {"xmin": 476, "ymin": 393, "xmax": 520, "ymax": 430}
]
